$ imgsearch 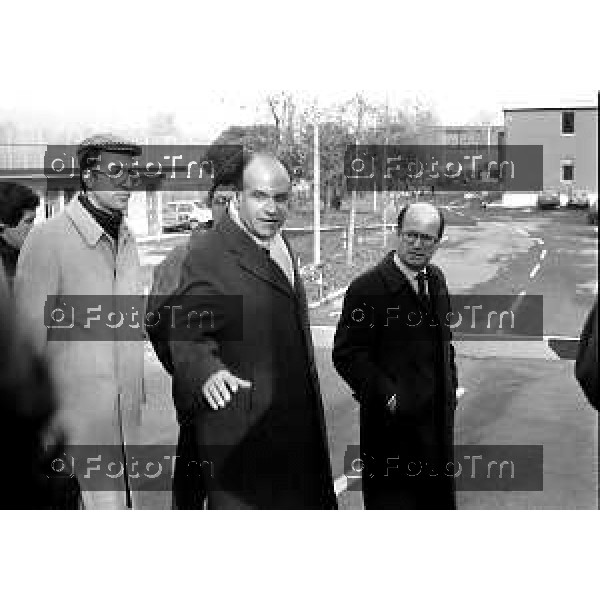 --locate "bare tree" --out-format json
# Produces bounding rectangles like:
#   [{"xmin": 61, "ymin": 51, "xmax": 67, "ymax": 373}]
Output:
[{"xmin": 266, "ymin": 92, "xmax": 296, "ymax": 152}]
